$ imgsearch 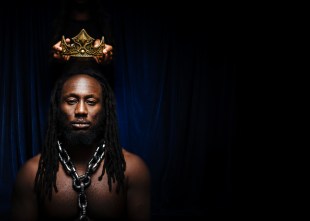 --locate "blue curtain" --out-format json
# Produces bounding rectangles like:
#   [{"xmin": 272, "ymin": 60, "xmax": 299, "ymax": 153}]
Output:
[
  {"xmin": 0, "ymin": 3, "xmax": 53, "ymax": 220},
  {"xmin": 0, "ymin": 2, "xmax": 235, "ymax": 220},
  {"xmin": 113, "ymin": 6, "xmax": 235, "ymax": 219}
]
